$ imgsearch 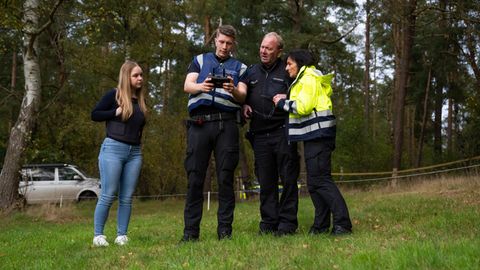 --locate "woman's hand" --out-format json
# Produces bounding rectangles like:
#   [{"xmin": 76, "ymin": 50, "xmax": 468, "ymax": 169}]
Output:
[
  {"xmin": 272, "ymin": 94, "xmax": 287, "ymax": 106},
  {"xmin": 115, "ymin": 107, "xmax": 123, "ymax": 116}
]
